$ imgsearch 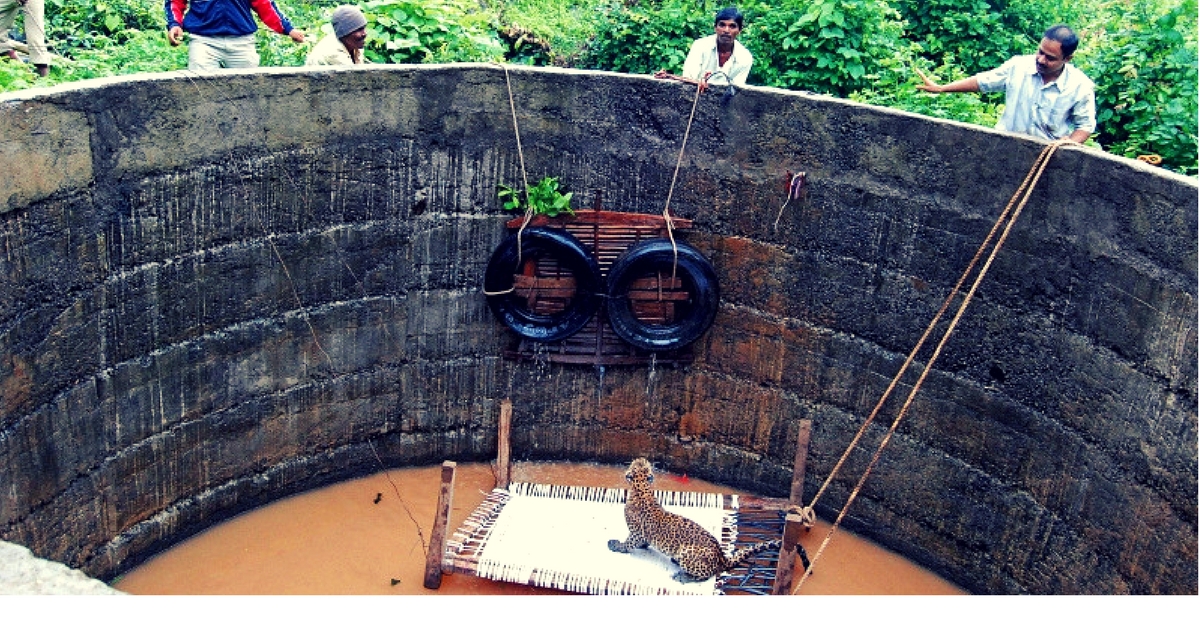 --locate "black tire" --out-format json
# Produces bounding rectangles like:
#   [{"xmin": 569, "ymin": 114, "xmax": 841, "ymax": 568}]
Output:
[
  {"xmin": 483, "ymin": 227, "xmax": 603, "ymax": 342},
  {"xmin": 605, "ymin": 238, "xmax": 719, "ymax": 351}
]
